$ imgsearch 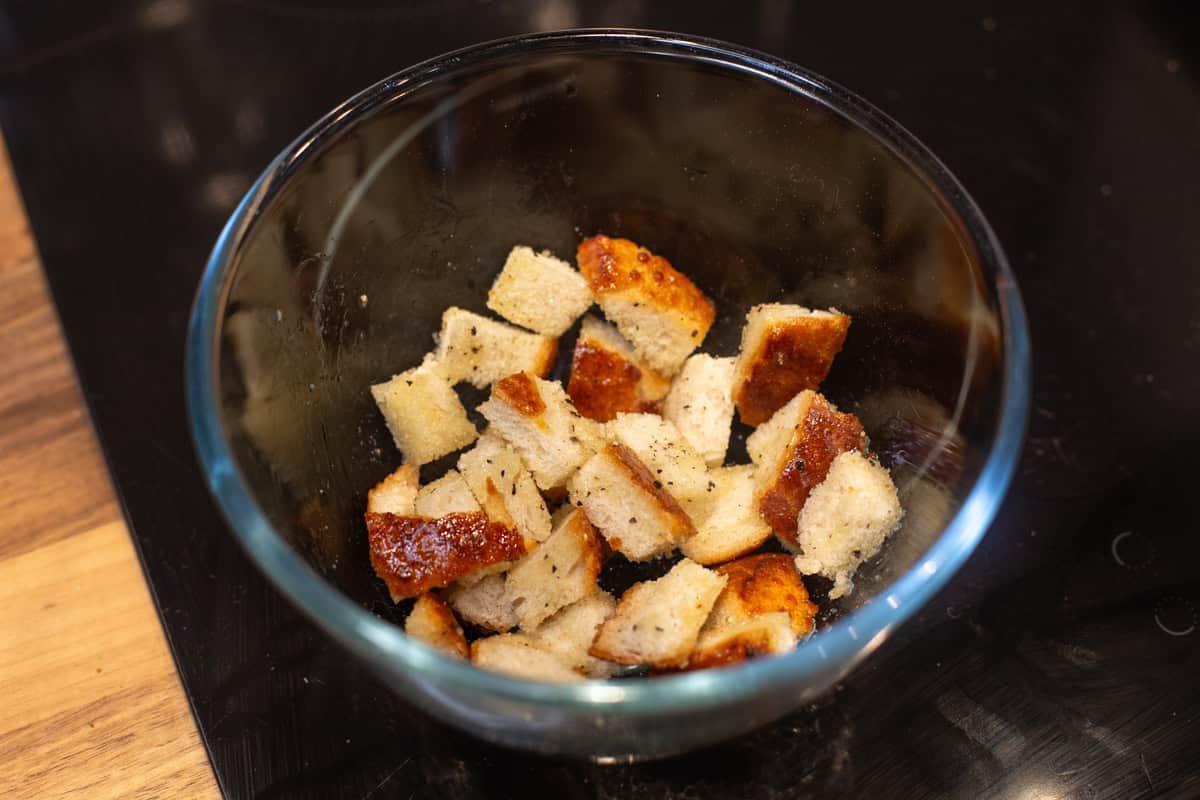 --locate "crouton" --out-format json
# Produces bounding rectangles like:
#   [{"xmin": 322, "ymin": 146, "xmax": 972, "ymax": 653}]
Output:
[
  {"xmin": 705, "ymin": 553, "xmax": 818, "ymax": 637},
  {"xmin": 365, "ymin": 512, "xmax": 527, "ymax": 601},
  {"xmin": 662, "ymin": 354, "xmax": 737, "ymax": 466},
  {"xmin": 366, "ymin": 464, "xmax": 419, "ymax": 515},
  {"xmin": 434, "ymin": 307, "xmax": 557, "ymax": 389},
  {"xmin": 567, "ymin": 443, "xmax": 697, "ymax": 561},
  {"xmin": 457, "ymin": 431, "xmax": 552, "ymax": 545},
  {"xmin": 732, "ymin": 304, "xmax": 852, "ymax": 425},
  {"xmin": 487, "ymin": 246, "xmax": 594, "ymax": 336},
  {"xmin": 746, "ymin": 390, "xmax": 866, "ymax": 546},
  {"xmin": 576, "ymin": 235, "xmax": 715, "ymax": 376},
  {"xmin": 506, "ymin": 508, "xmax": 603, "ymax": 630},
  {"xmin": 589, "ymin": 559, "xmax": 727, "ymax": 668},
  {"xmin": 370, "ymin": 356, "xmax": 478, "ymax": 465},
  {"xmin": 413, "ymin": 469, "xmax": 480, "ymax": 517},
  {"xmin": 447, "ymin": 573, "xmax": 517, "ymax": 632},
  {"xmin": 471, "ymin": 634, "xmax": 584, "ymax": 682},
  {"xmin": 405, "ymin": 594, "xmax": 468, "ymax": 658},
  {"xmin": 566, "ymin": 314, "xmax": 671, "ymax": 422},
  {"xmin": 530, "ymin": 592, "xmax": 619, "ymax": 678},
  {"xmin": 793, "ymin": 451, "xmax": 903, "ymax": 599},
  {"xmin": 478, "ymin": 372, "xmax": 600, "ymax": 490},
  {"xmin": 680, "ymin": 465, "xmax": 773, "ymax": 565},
  {"xmin": 607, "ymin": 412, "xmax": 710, "ymax": 506},
  {"xmin": 688, "ymin": 612, "xmax": 797, "ymax": 670}
]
